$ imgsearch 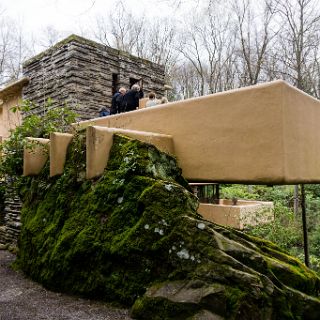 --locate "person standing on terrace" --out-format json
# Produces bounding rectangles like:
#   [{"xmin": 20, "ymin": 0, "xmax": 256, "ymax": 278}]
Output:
[
  {"xmin": 110, "ymin": 87, "xmax": 127, "ymax": 114},
  {"xmin": 145, "ymin": 92, "xmax": 158, "ymax": 107},
  {"xmin": 121, "ymin": 83, "xmax": 144, "ymax": 112}
]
